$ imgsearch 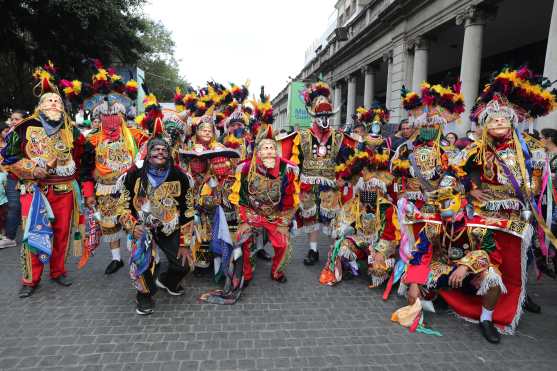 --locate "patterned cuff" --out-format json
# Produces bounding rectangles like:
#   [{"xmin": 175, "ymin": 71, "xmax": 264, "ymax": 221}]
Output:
[
  {"xmin": 456, "ymin": 250, "xmax": 490, "ymax": 274},
  {"xmin": 8, "ymin": 160, "xmax": 37, "ymax": 179}
]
